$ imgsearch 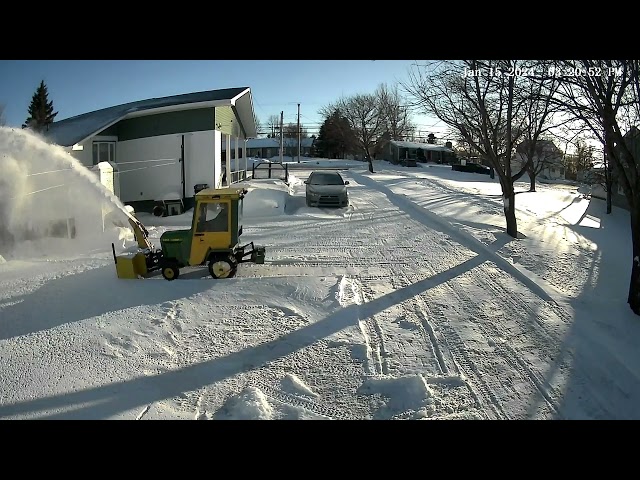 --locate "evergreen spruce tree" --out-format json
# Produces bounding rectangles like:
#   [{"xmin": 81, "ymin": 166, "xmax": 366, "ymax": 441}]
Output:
[{"xmin": 22, "ymin": 80, "xmax": 58, "ymax": 131}]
